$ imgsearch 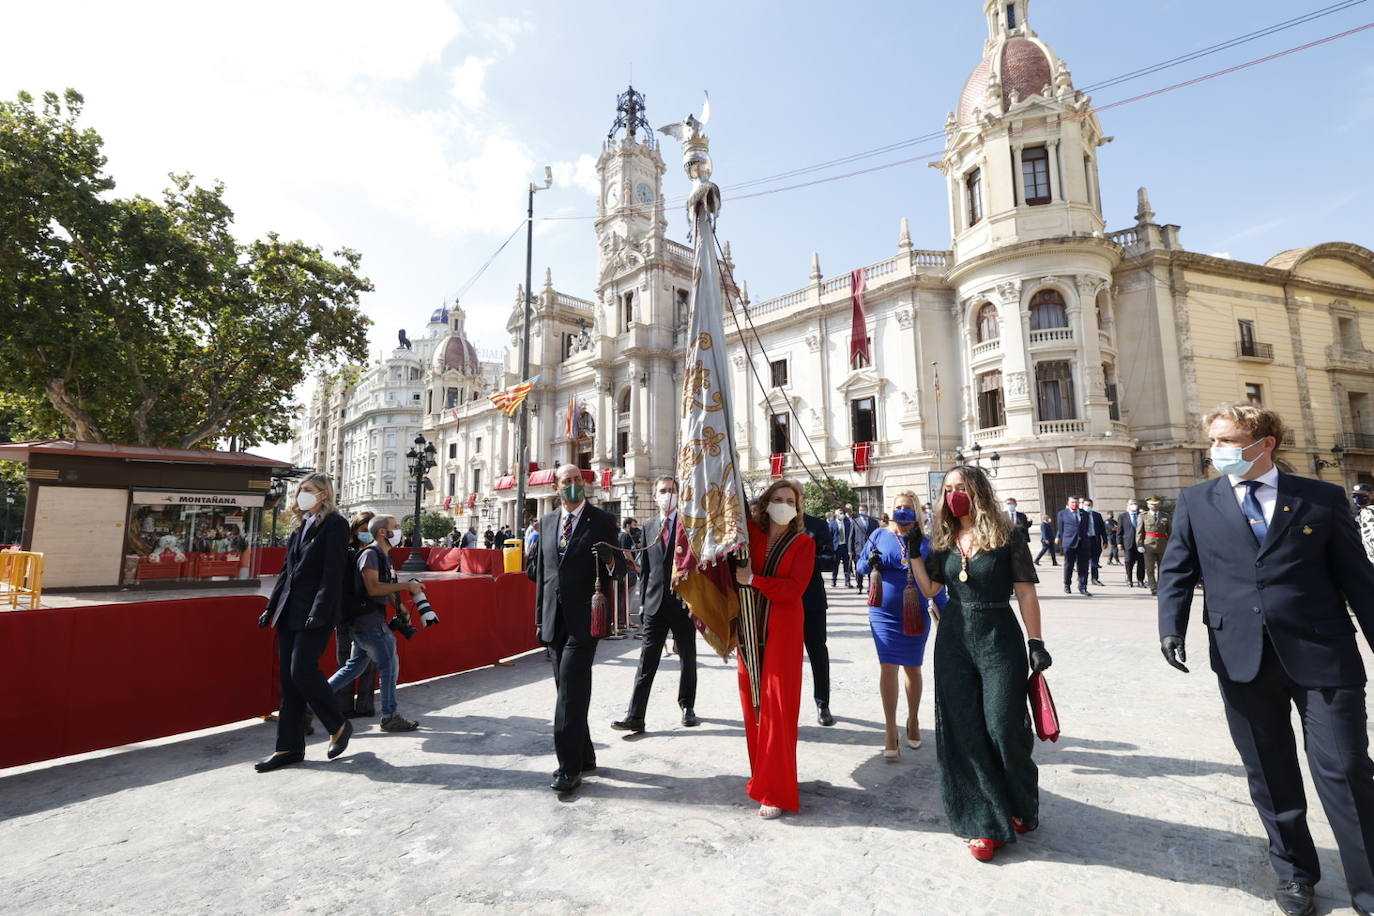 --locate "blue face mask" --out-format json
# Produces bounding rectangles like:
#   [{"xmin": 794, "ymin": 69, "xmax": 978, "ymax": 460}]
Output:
[
  {"xmin": 357, "ymin": 532, "xmax": 374, "ymax": 544},
  {"xmin": 1210, "ymin": 438, "xmax": 1266, "ymax": 477},
  {"xmin": 892, "ymin": 508, "xmax": 917, "ymax": 525}
]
